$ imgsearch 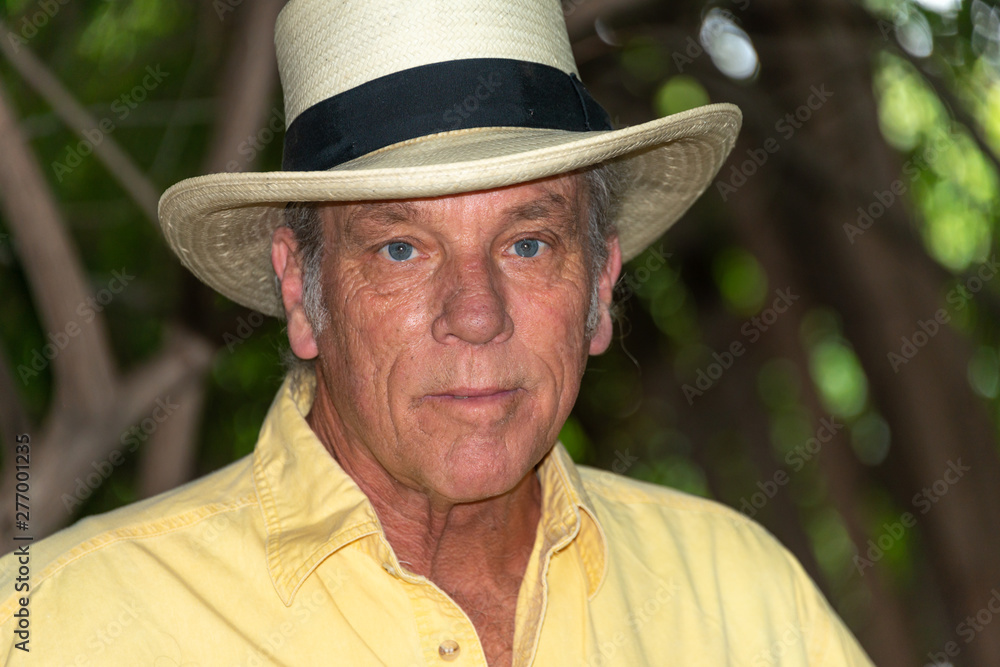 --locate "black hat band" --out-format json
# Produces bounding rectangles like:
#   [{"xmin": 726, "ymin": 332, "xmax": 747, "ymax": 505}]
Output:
[{"xmin": 282, "ymin": 57, "xmax": 613, "ymax": 172}]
